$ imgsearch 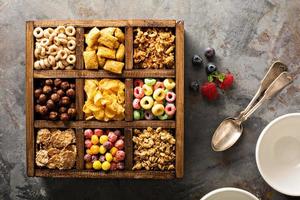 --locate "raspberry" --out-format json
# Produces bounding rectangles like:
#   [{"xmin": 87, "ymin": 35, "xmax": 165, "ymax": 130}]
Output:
[
  {"xmin": 219, "ymin": 73, "xmax": 234, "ymax": 90},
  {"xmin": 200, "ymin": 82, "xmax": 219, "ymax": 101}
]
